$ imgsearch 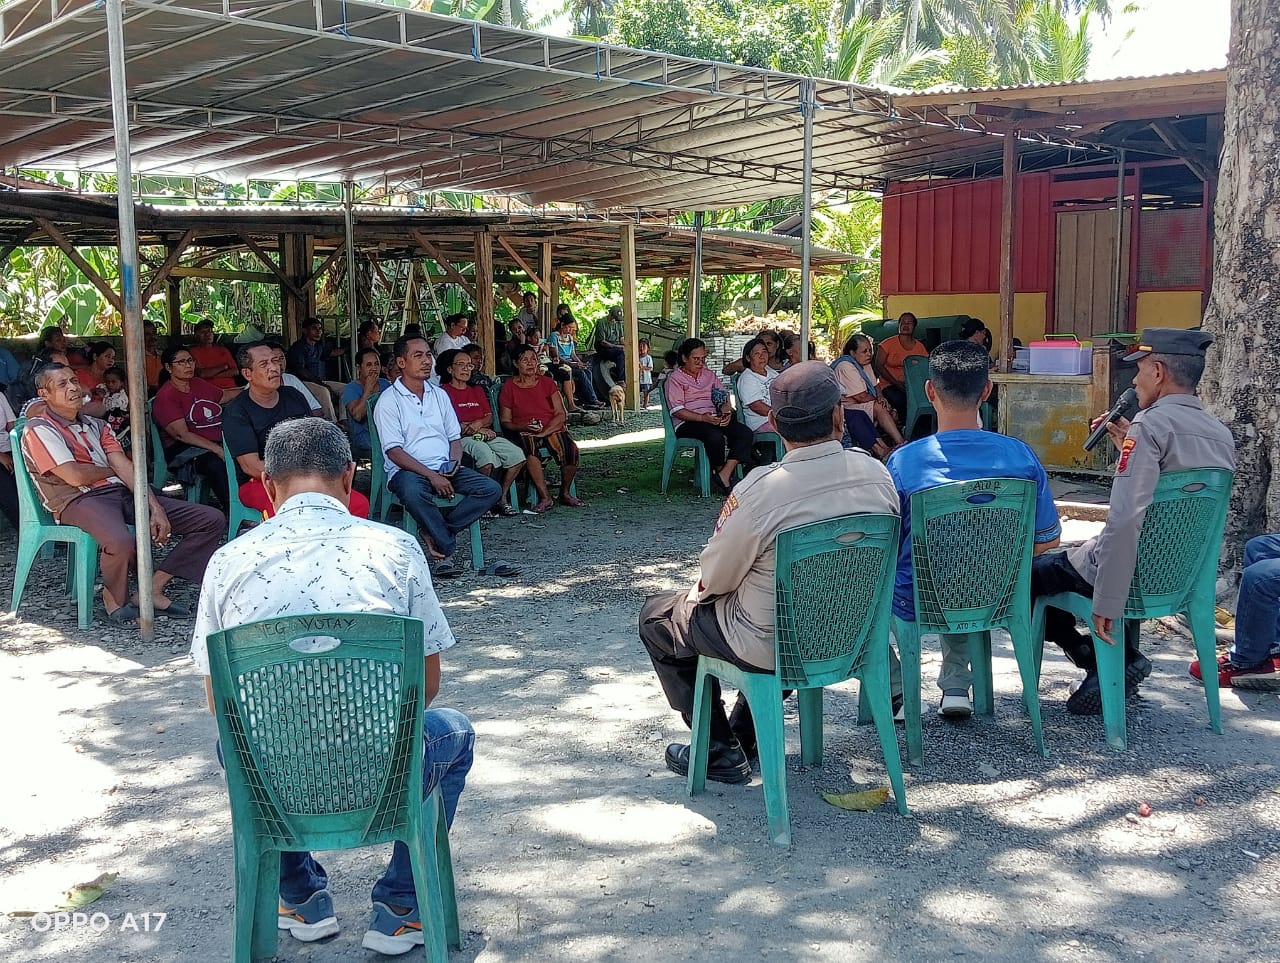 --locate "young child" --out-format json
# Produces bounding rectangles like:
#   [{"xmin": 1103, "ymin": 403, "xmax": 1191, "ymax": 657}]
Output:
[
  {"xmin": 638, "ymin": 338, "xmax": 654, "ymax": 408},
  {"xmin": 97, "ymin": 364, "xmax": 130, "ymax": 437}
]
